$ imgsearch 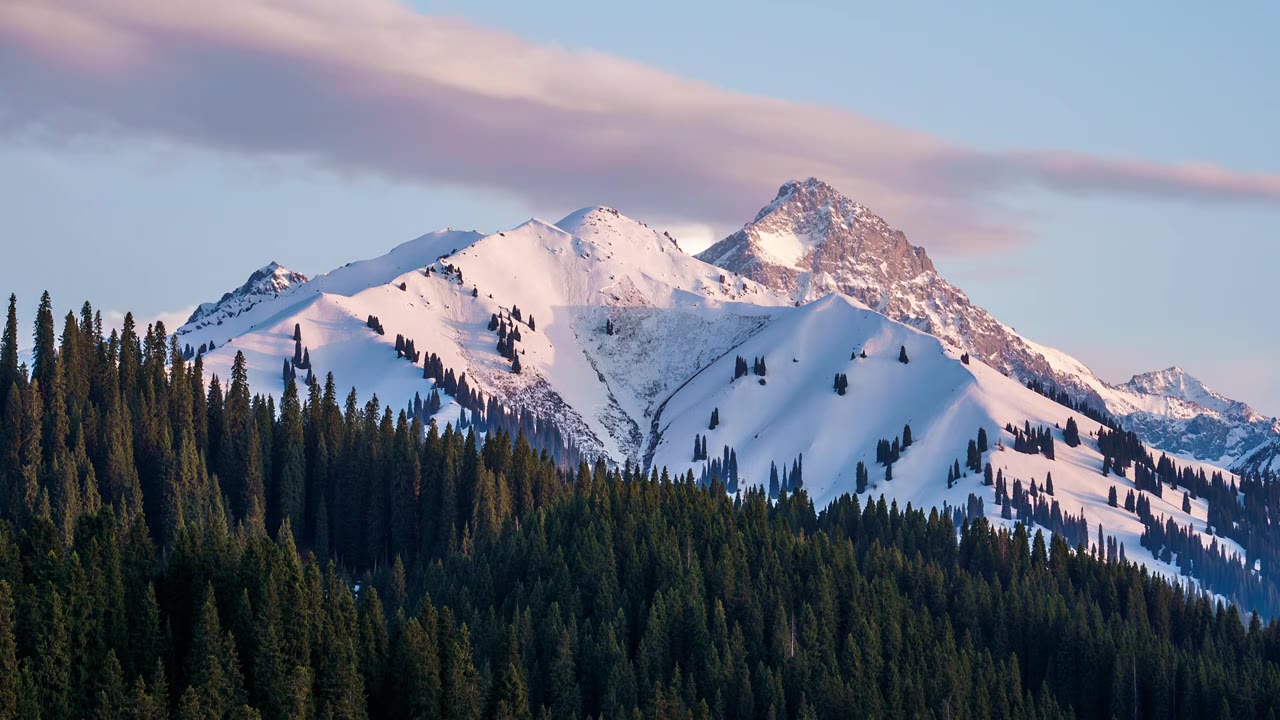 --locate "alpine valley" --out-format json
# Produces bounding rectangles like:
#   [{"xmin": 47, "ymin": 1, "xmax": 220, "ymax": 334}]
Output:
[{"xmin": 171, "ymin": 178, "xmax": 1280, "ymax": 615}]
